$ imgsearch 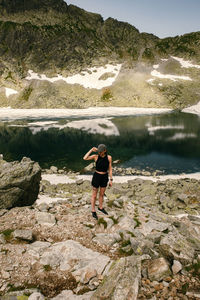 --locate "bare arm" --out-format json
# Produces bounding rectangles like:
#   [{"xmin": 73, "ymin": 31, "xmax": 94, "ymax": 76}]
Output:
[
  {"xmin": 108, "ymin": 155, "xmax": 113, "ymax": 186},
  {"xmin": 83, "ymin": 147, "xmax": 98, "ymax": 161}
]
